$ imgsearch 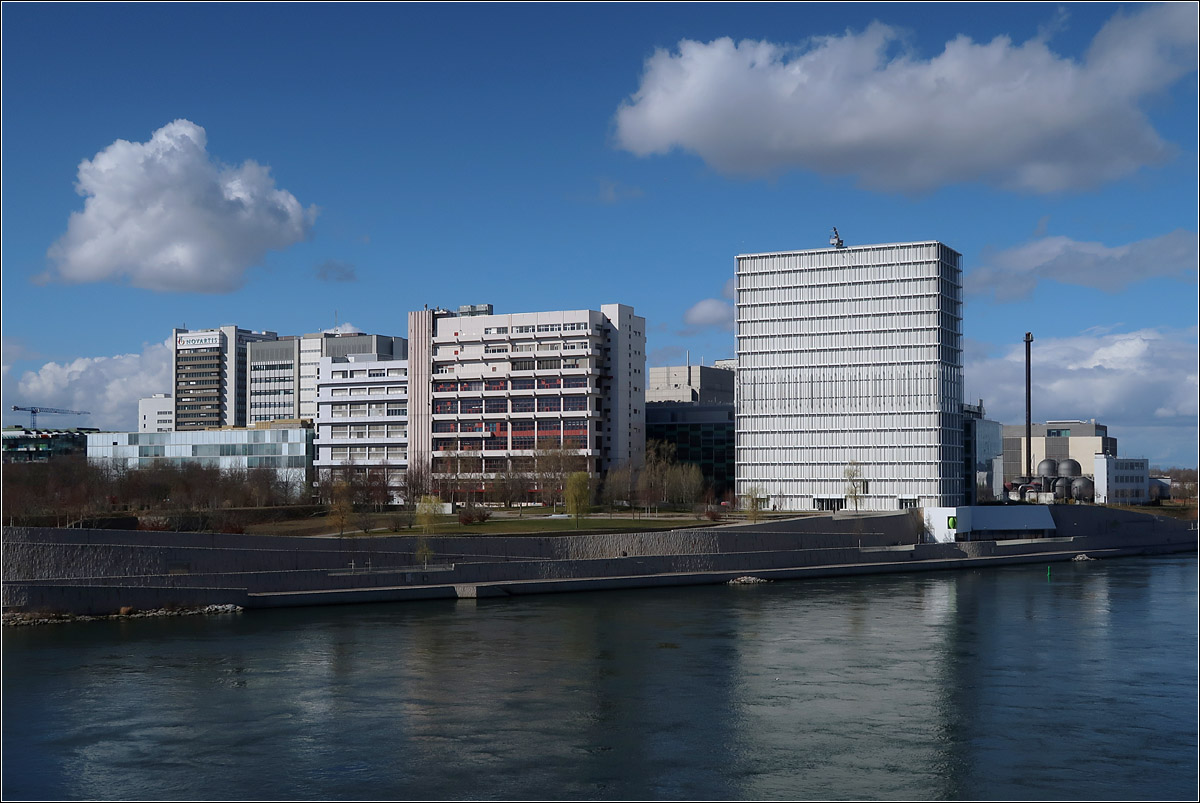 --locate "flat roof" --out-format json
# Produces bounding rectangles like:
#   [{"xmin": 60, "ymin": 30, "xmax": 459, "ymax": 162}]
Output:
[{"xmin": 737, "ymin": 240, "xmax": 950, "ymax": 259}]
